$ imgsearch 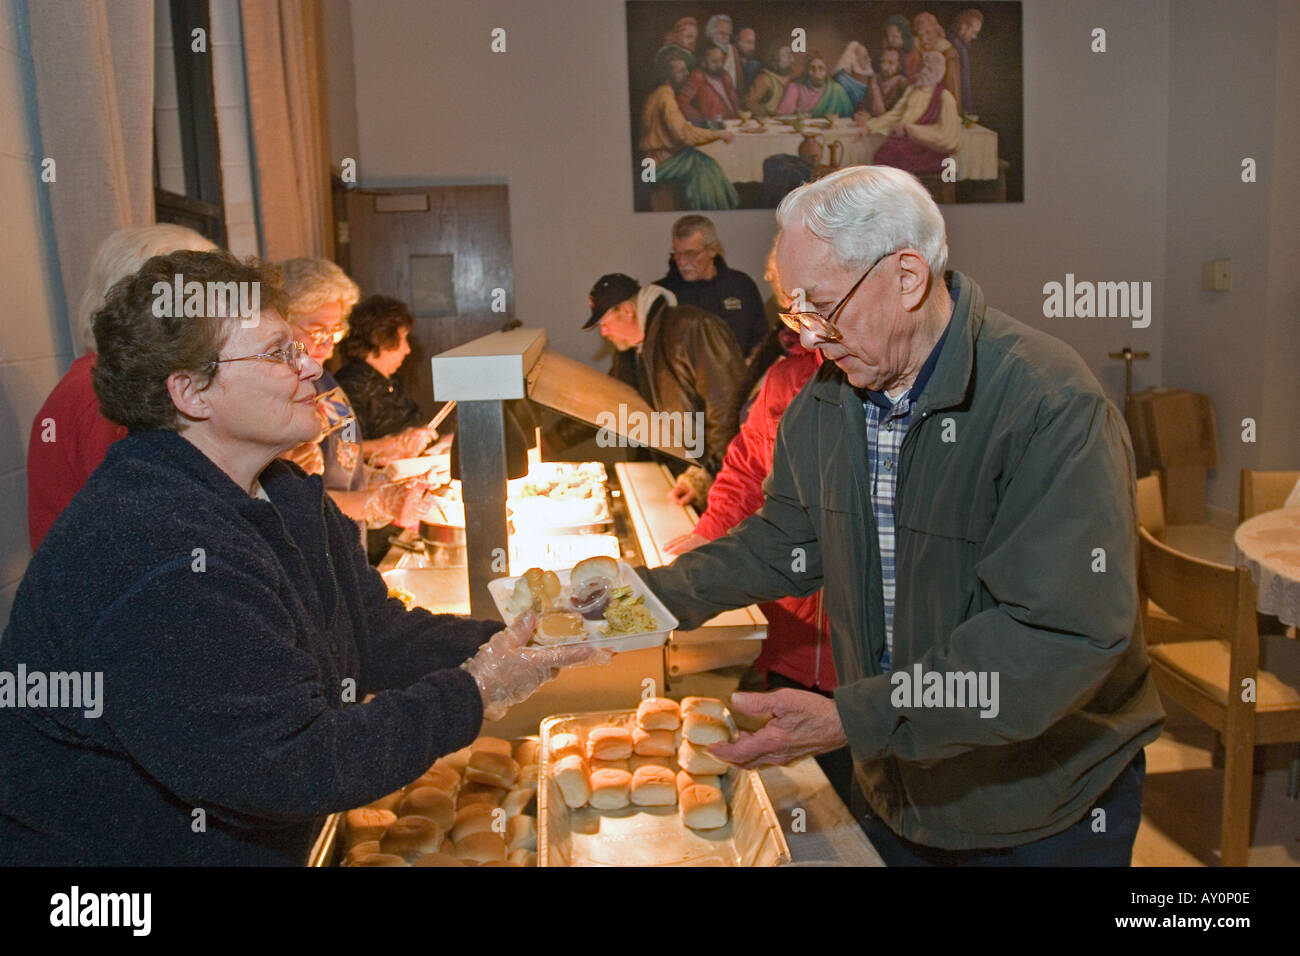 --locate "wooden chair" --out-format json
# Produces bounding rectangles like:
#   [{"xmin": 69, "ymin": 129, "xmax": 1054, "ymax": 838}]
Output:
[
  {"xmin": 1139, "ymin": 526, "xmax": 1300, "ymax": 865},
  {"xmin": 1237, "ymin": 468, "xmax": 1300, "ymax": 797},
  {"xmin": 1136, "ymin": 474, "xmax": 1204, "ymax": 644},
  {"xmin": 1238, "ymin": 469, "xmax": 1300, "ymax": 523},
  {"xmin": 1136, "ymin": 474, "xmax": 1165, "ymax": 540}
]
